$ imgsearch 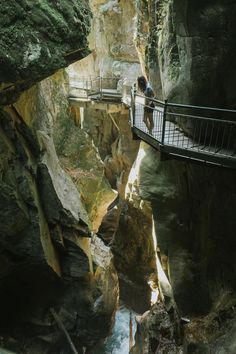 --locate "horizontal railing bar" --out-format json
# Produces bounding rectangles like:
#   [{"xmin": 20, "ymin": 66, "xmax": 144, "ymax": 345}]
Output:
[
  {"xmin": 67, "ymin": 77, "xmax": 236, "ymax": 169},
  {"xmin": 68, "ymin": 78, "xmax": 236, "ymax": 114},
  {"xmin": 68, "ymin": 85, "xmax": 90, "ymax": 90},
  {"xmin": 87, "ymin": 91, "xmax": 102, "ymax": 96},
  {"xmin": 167, "ymin": 102, "xmax": 236, "ymax": 114},
  {"xmin": 69, "ymin": 76, "xmax": 120, "ymax": 79},
  {"xmin": 135, "ymin": 102, "xmax": 164, "ymax": 111},
  {"xmin": 136, "ymin": 107, "xmax": 164, "ymax": 114},
  {"xmin": 167, "ymin": 111, "xmax": 236, "ymax": 125},
  {"xmin": 135, "ymin": 93, "xmax": 236, "ymax": 114},
  {"xmin": 135, "ymin": 94, "xmax": 165, "ymax": 106}
]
